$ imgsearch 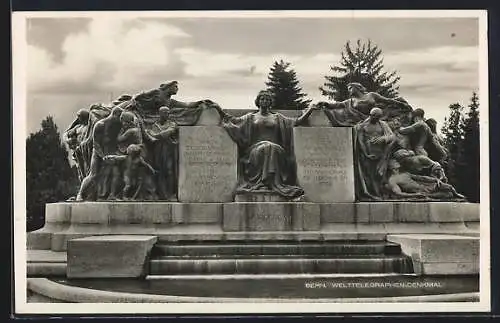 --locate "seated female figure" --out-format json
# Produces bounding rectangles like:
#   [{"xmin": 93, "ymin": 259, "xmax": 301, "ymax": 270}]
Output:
[{"xmin": 214, "ymin": 90, "xmax": 314, "ymax": 200}]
